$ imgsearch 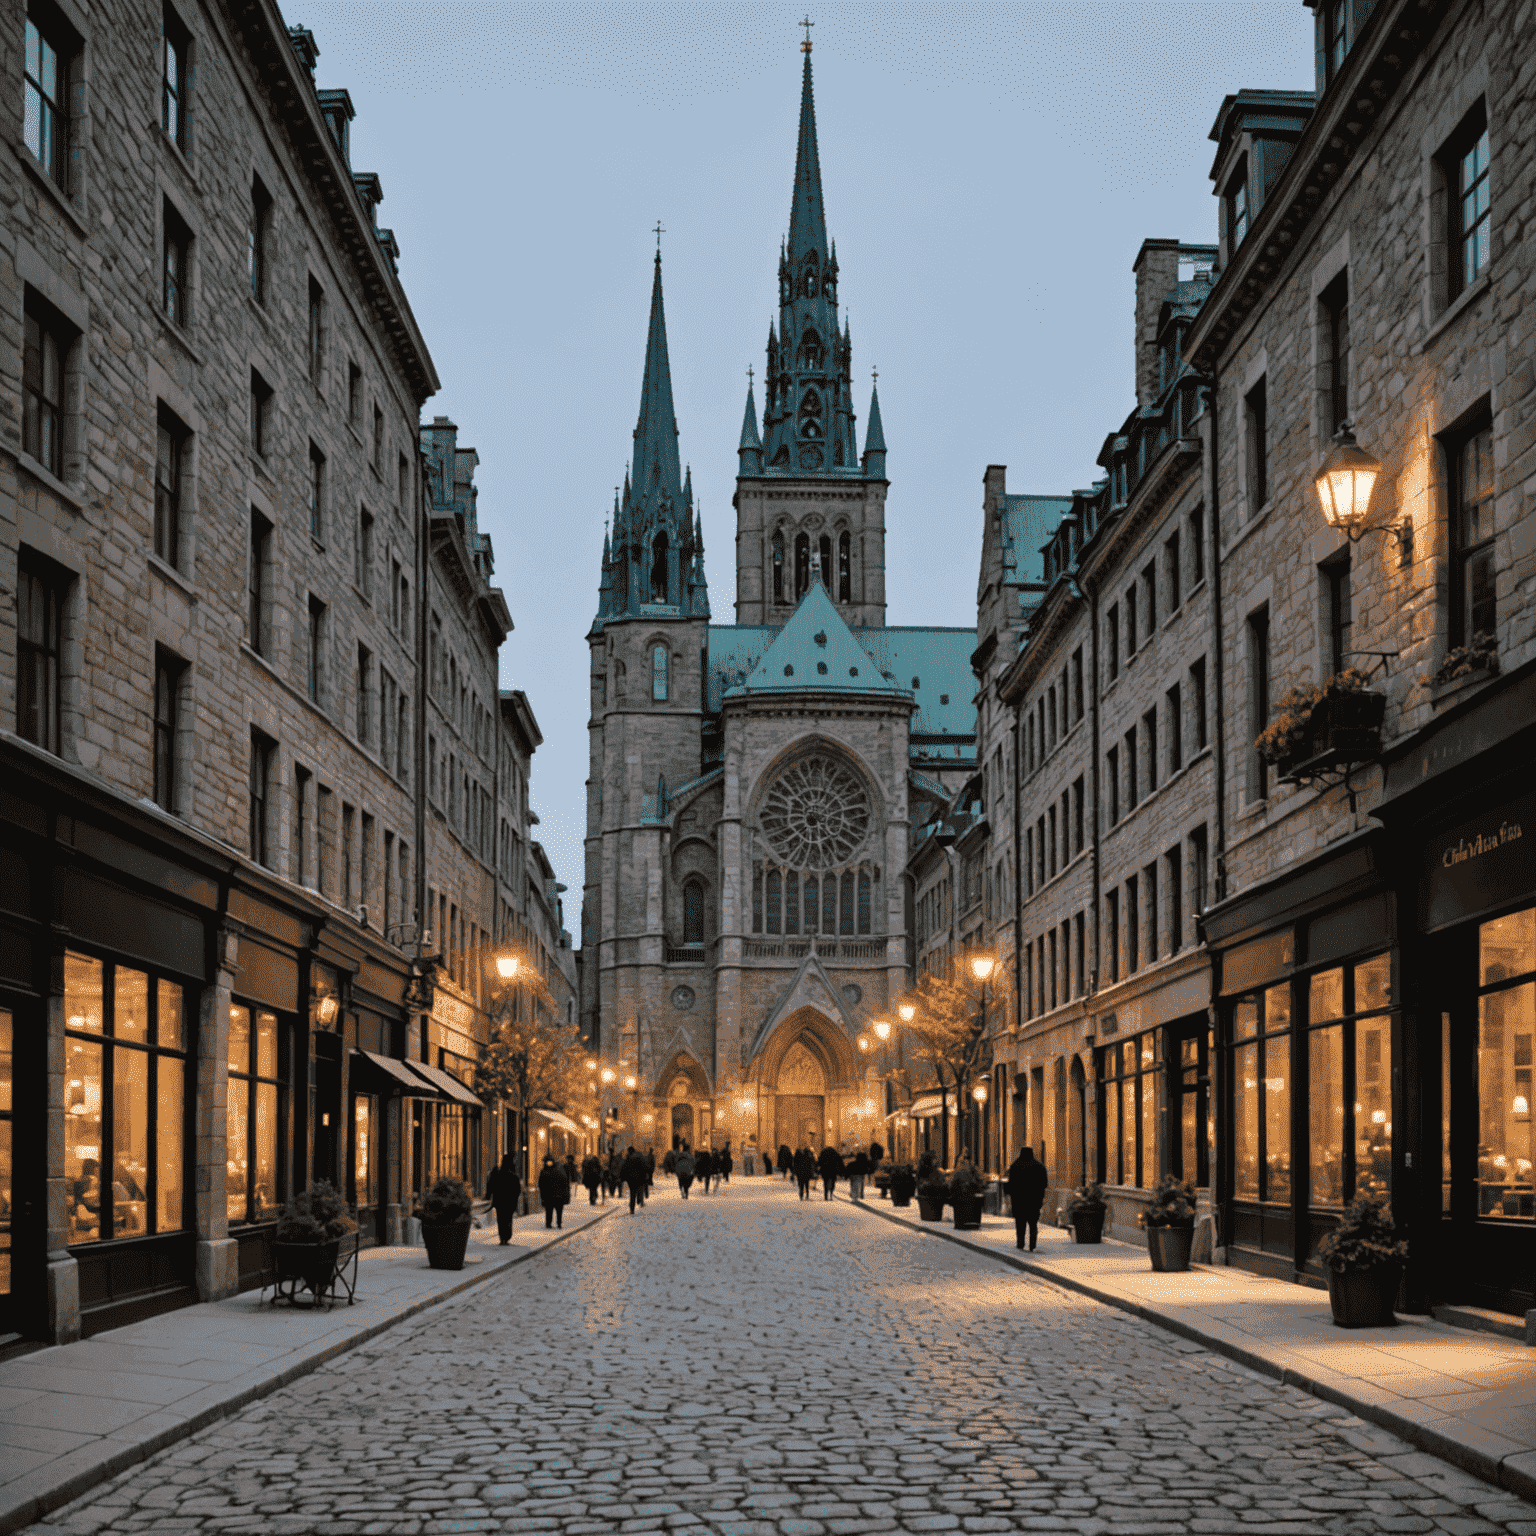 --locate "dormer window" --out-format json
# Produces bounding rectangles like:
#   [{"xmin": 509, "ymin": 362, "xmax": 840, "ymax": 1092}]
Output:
[
  {"xmin": 1324, "ymin": 0, "xmax": 1347, "ymax": 86},
  {"xmin": 1228, "ymin": 162, "xmax": 1250, "ymax": 249}
]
